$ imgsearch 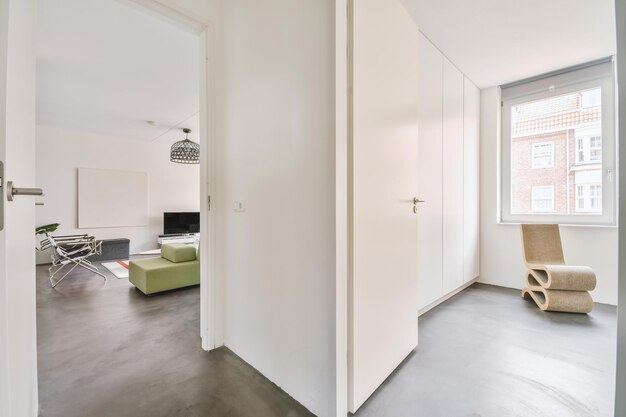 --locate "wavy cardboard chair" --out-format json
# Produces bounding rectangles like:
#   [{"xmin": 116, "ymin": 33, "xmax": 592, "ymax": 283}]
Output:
[{"xmin": 520, "ymin": 224, "xmax": 596, "ymax": 313}]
